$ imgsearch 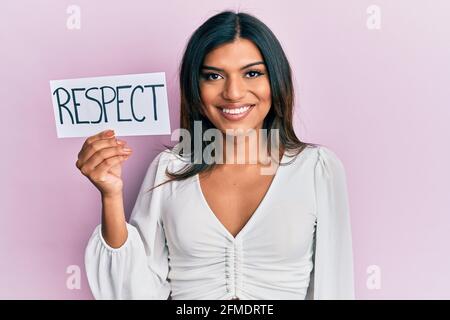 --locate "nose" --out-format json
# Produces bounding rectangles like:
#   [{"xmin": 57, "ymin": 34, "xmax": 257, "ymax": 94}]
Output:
[{"xmin": 222, "ymin": 75, "xmax": 246, "ymax": 101}]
